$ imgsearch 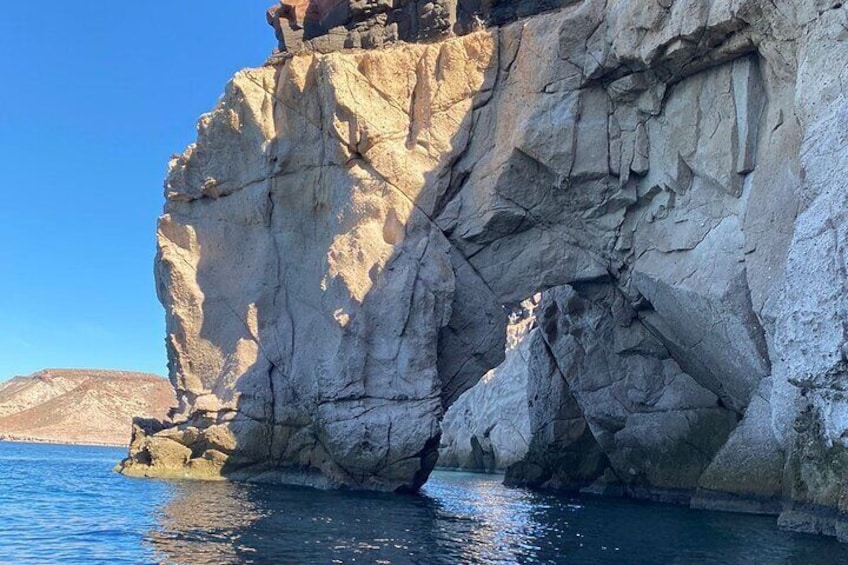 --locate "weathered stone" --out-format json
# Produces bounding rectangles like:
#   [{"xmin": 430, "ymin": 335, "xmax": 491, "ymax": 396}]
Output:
[
  {"xmin": 692, "ymin": 378, "xmax": 784, "ymax": 514},
  {"xmin": 517, "ymin": 286, "xmax": 738, "ymax": 500},
  {"xmin": 504, "ymin": 325, "xmax": 608, "ymax": 490},
  {"xmin": 124, "ymin": 0, "xmax": 848, "ymax": 542}
]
